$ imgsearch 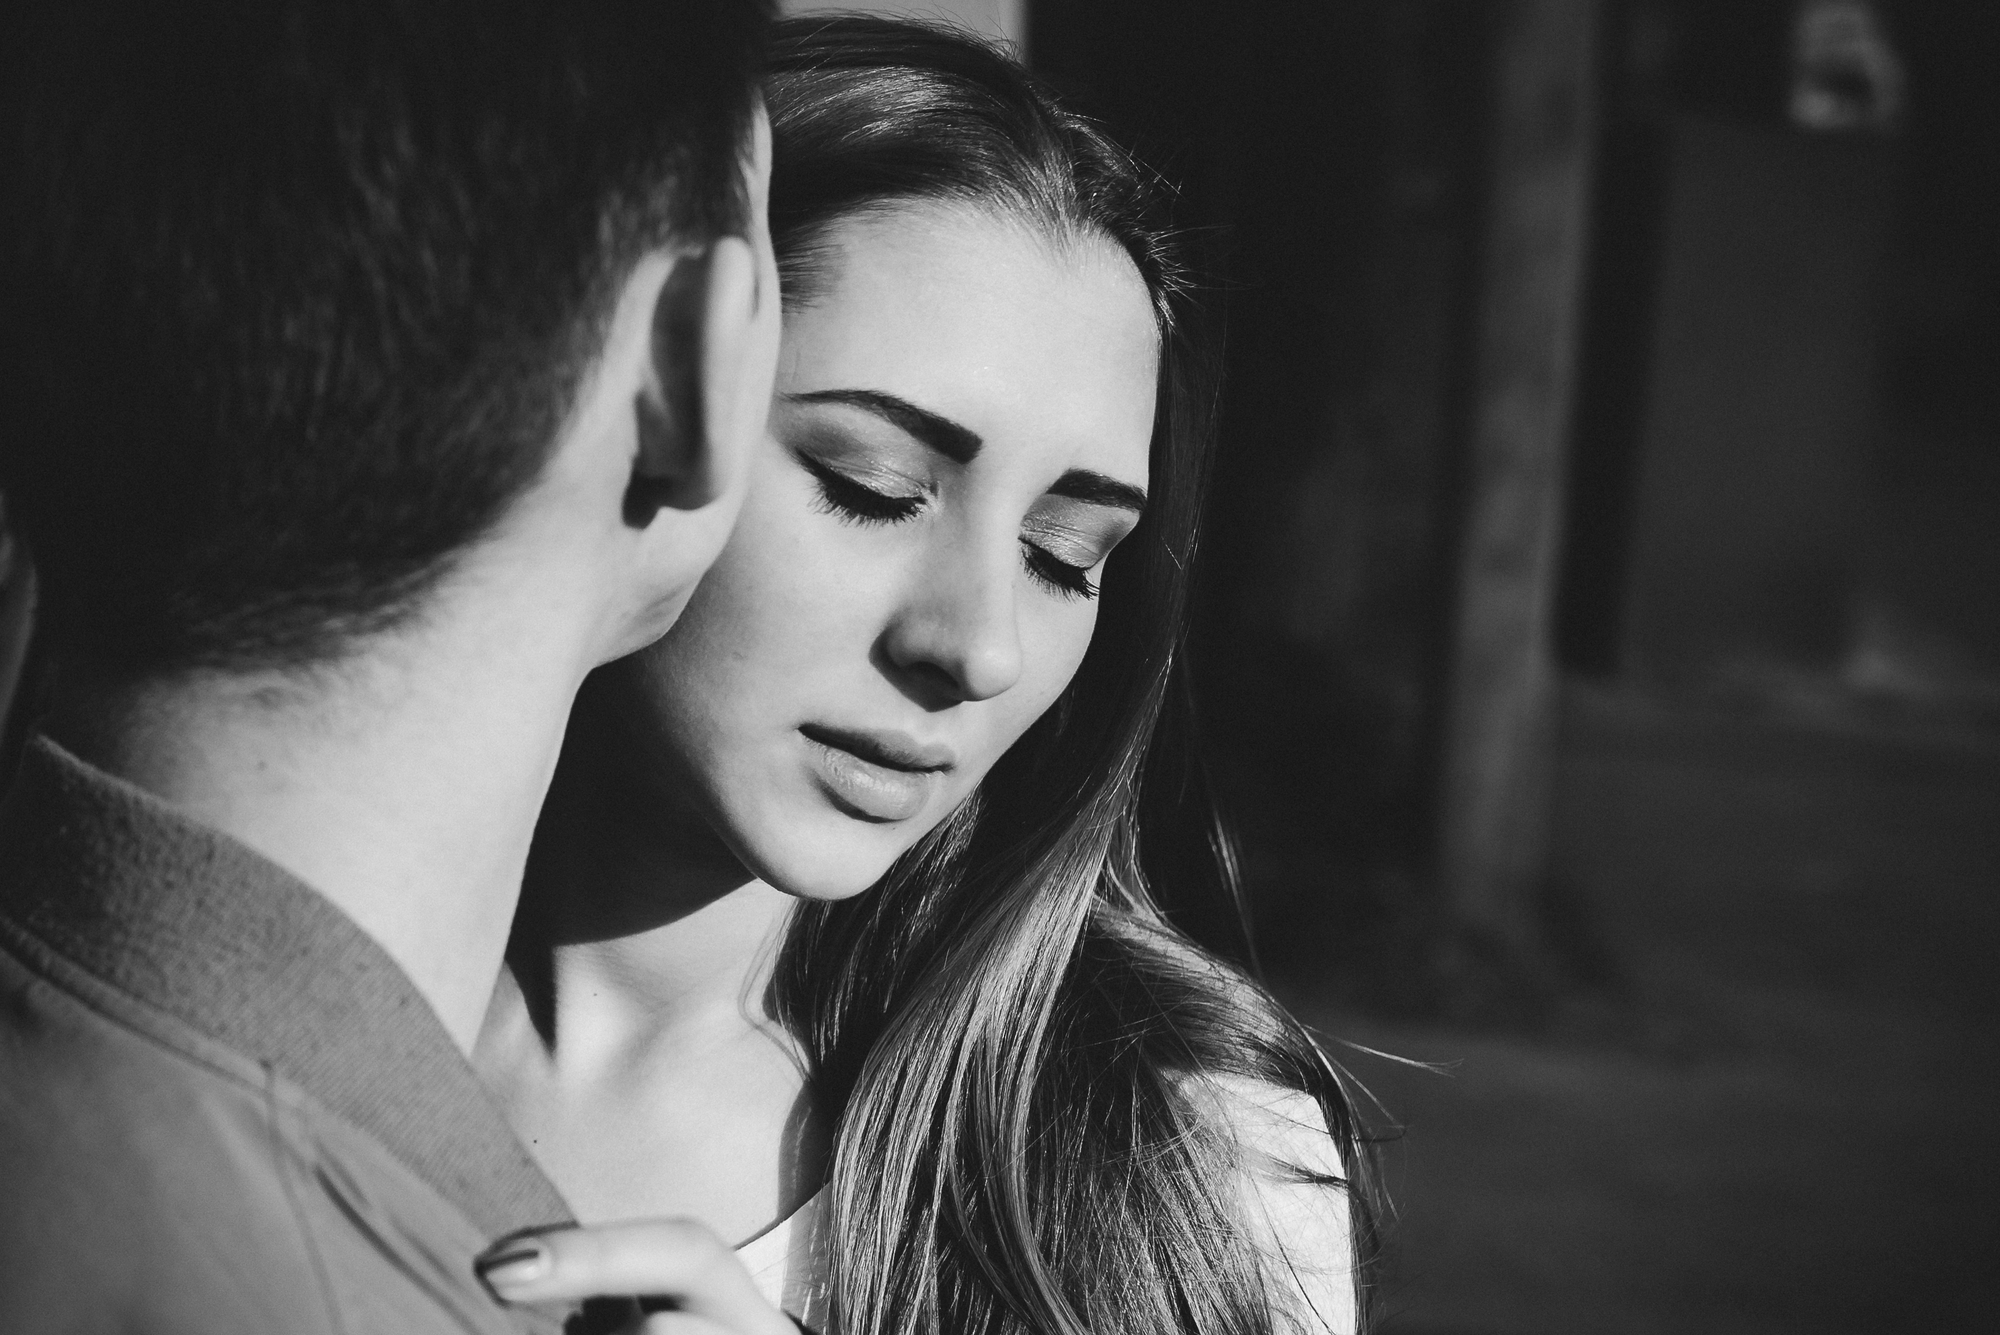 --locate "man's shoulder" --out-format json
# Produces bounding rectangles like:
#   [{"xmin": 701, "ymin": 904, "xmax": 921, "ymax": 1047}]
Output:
[
  {"xmin": 0, "ymin": 909, "xmax": 293, "ymax": 1148},
  {"xmin": 0, "ymin": 933, "xmax": 554, "ymax": 1335},
  {"xmin": 0, "ymin": 933, "xmax": 341, "ymax": 1332}
]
